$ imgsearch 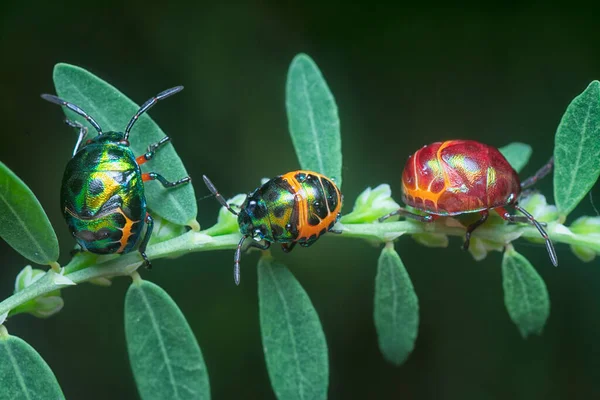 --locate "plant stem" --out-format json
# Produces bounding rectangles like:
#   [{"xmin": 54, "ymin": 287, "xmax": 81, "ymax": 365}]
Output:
[{"xmin": 0, "ymin": 218, "xmax": 598, "ymax": 320}]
